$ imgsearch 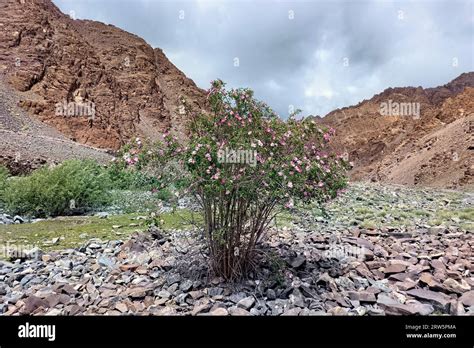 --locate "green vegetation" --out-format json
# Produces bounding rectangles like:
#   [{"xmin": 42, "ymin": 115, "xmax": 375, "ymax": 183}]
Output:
[
  {"xmin": 1, "ymin": 160, "xmax": 111, "ymax": 217},
  {"xmin": 107, "ymin": 190, "xmax": 163, "ymax": 214},
  {"xmin": 0, "ymin": 210, "xmax": 201, "ymax": 256},
  {"xmin": 313, "ymin": 183, "xmax": 474, "ymax": 230},
  {"xmin": 360, "ymin": 219, "xmax": 377, "ymax": 229},
  {"xmin": 106, "ymin": 162, "xmax": 161, "ymax": 190},
  {"xmin": 0, "ymin": 159, "xmax": 177, "ymax": 217},
  {"xmin": 0, "ymin": 165, "xmax": 8, "ymax": 200}
]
